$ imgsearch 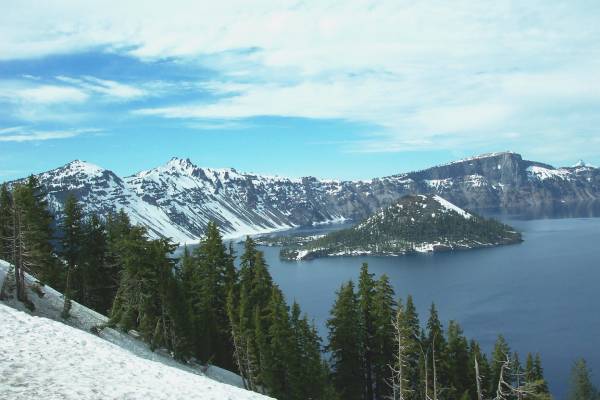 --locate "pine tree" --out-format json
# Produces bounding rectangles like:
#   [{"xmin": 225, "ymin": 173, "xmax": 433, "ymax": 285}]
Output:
[
  {"xmin": 568, "ymin": 358, "xmax": 599, "ymax": 400},
  {"xmin": 447, "ymin": 321, "xmax": 471, "ymax": 400},
  {"xmin": 371, "ymin": 273, "xmax": 396, "ymax": 399},
  {"xmin": 533, "ymin": 353, "xmax": 549, "ymax": 394},
  {"xmin": 79, "ymin": 214, "xmax": 112, "ymax": 313},
  {"xmin": 109, "ymin": 226, "xmax": 181, "ymax": 352},
  {"xmin": 22, "ymin": 176, "xmax": 59, "ymax": 286},
  {"xmin": 60, "ymin": 194, "xmax": 83, "ymax": 318},
  {"xmin": 11, "ymin": 177, "xmax": 59, "ymax": 288},
  {"xmin": 397, "ymin": 295, "xmax": 422, "ymax": 400},
  {"xmin": 261, "ymin": 287, "xmax": 293, "ymax": 399},
  {"xmin": 327, "ymin": 281, "xmax": 365, "ymax": 400},
  {"xmin": 188, "ymin": 221, "xmax": 236, "ymax": 368},
  {"xmin": 0, "ymin": 183, "xmax": 12, "ymax": 262},
  {"xmin": 288, "ymin": 301, "xmax": 336, "ymax": 399},
  {"xmin": 426, "ymin": 303, "xmax": 448, "ymax": 400},
  {"xmin": 358, "ymin": 263, "xmax": 376, "ymax": 400}
]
